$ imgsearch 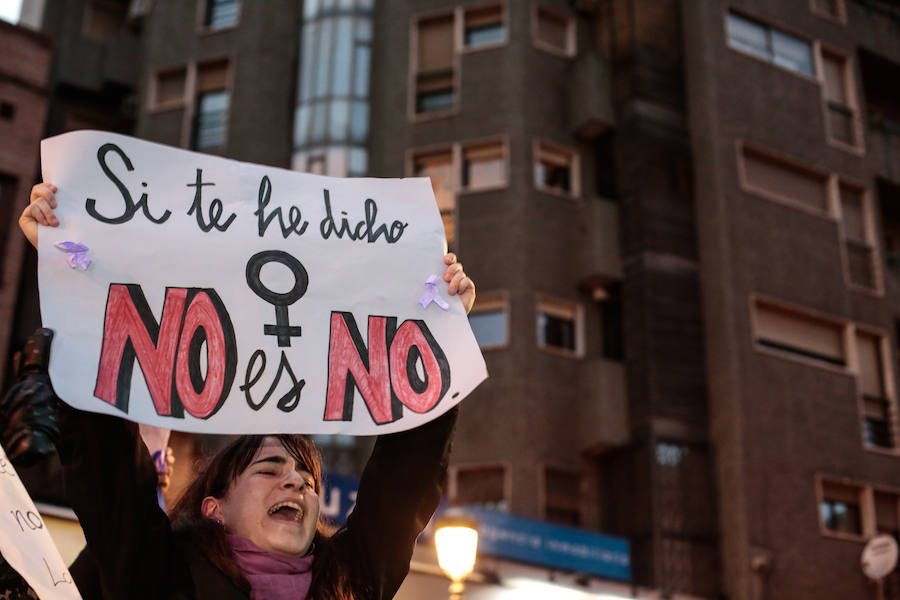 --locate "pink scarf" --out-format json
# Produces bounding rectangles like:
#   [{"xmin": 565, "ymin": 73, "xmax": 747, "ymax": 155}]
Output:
[{"xmin": 228, "ymin": 535, "xmax": 314, "ymax": 600}]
